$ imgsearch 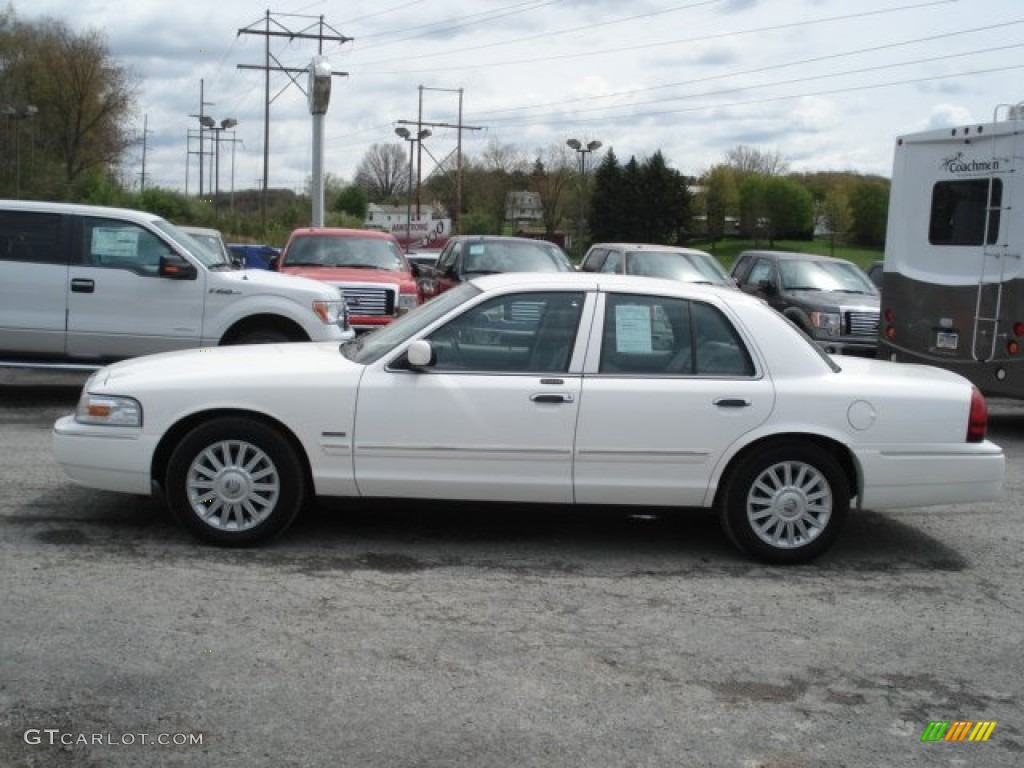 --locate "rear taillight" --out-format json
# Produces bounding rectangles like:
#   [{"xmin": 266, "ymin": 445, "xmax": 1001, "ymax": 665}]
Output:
[{"xmin": 967, "ymin": 386, "xmax": 988, "ymax": 443}]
